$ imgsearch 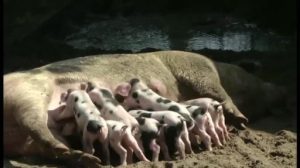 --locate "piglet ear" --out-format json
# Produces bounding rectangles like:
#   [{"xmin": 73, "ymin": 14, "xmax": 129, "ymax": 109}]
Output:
[
  {"xmin": 67, "ymin": 88, "xmax": 74, "ymax": 94},
  {"xmin": 86, "ymin": 81, "xmax": 97, "ymax": 92},
  {"xmin": 80, "ymin": 83, "xmax": 88, "ymax": 91},
  {"xmin": 115, "ymin": 82, "xmax": 131, "ymax": 97},
  {"xmin": 60, "ymin": 92, "xmax": 68, "ymax": 104}
]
